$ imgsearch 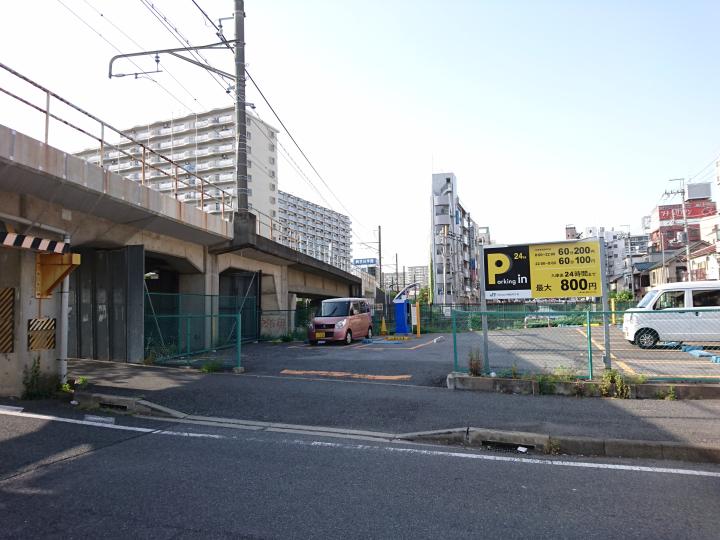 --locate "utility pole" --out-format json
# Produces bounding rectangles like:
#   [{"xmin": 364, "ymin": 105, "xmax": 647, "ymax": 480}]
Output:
[
  {"xmin": 666, "ymin": 178, "xmax": 692, "ymax": 282},
  {"xmin": 235, "ymin": 0, "xmax": 248, "ymax": 212},
  {"xmin": 377, "ymin": 225, "xmax": 382, "ymax": 284}
]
